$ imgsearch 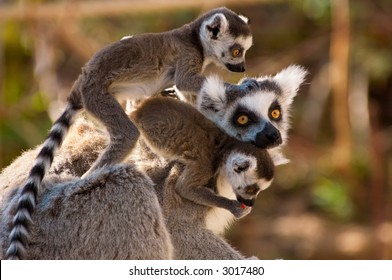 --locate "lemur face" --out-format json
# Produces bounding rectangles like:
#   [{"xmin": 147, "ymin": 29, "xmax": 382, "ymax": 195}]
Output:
[
  {"xmin": 197, "ymin": 65, "xmax": 307, "ymax": 154},
  {"xmin": 200, "ymin": 12, "xmax": 252, "ymax": 73},
  {"xmin": 220, "ymin": 151, "xmax": 273, "ymax": 207},
  {"xmin": 216, "ymin": 35, "xmax": 253, "ymax": 73},
  {"xmin": 225, "ymin": 86, "xmax": 284, "ymax": 148}
]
